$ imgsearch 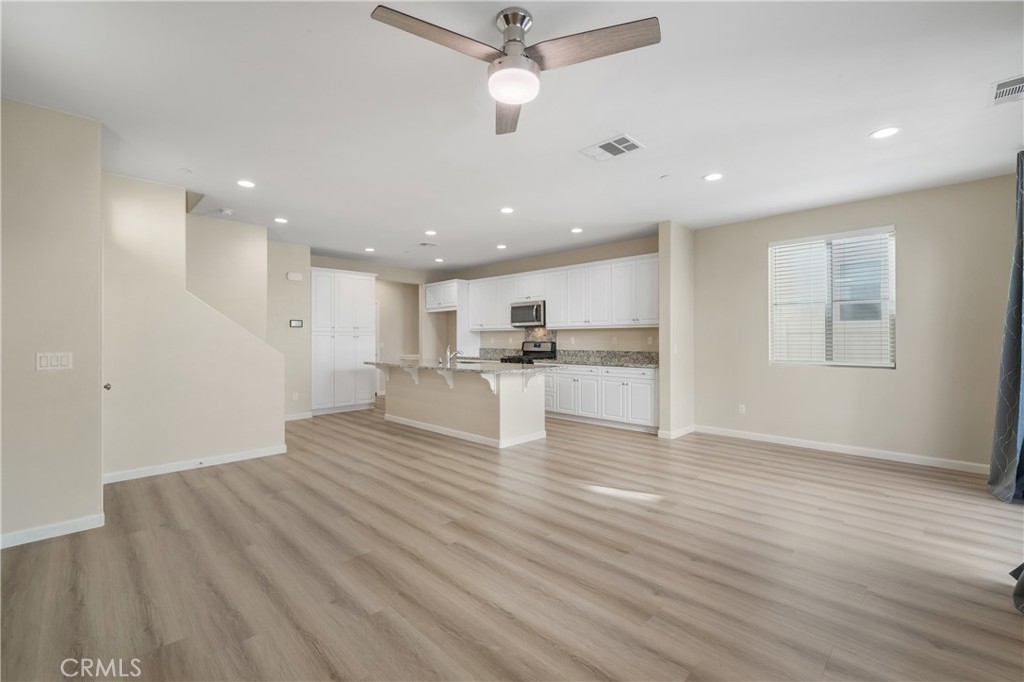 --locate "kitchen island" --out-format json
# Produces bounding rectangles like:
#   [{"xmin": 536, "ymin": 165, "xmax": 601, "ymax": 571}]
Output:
[{"xmin": 366, "ymin": 361, "xmax": 551, "ymax": 448}]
